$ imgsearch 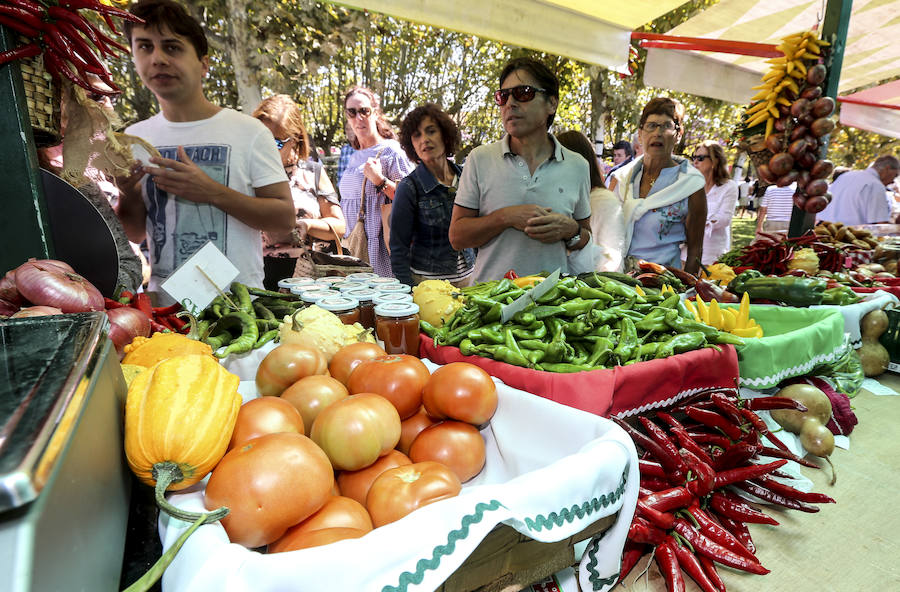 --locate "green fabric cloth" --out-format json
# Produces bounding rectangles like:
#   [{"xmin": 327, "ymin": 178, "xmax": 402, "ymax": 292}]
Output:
[{"xmin": 723, "ymin": 305, "xmax": 846, "ymax": 389}]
